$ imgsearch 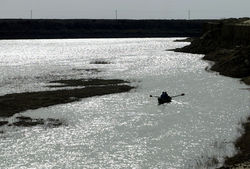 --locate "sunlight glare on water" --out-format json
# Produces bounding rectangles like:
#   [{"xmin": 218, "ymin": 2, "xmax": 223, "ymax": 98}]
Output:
[{"xmin": 0, "ymin": 38, "xmax": 249, "ymax": 169}]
